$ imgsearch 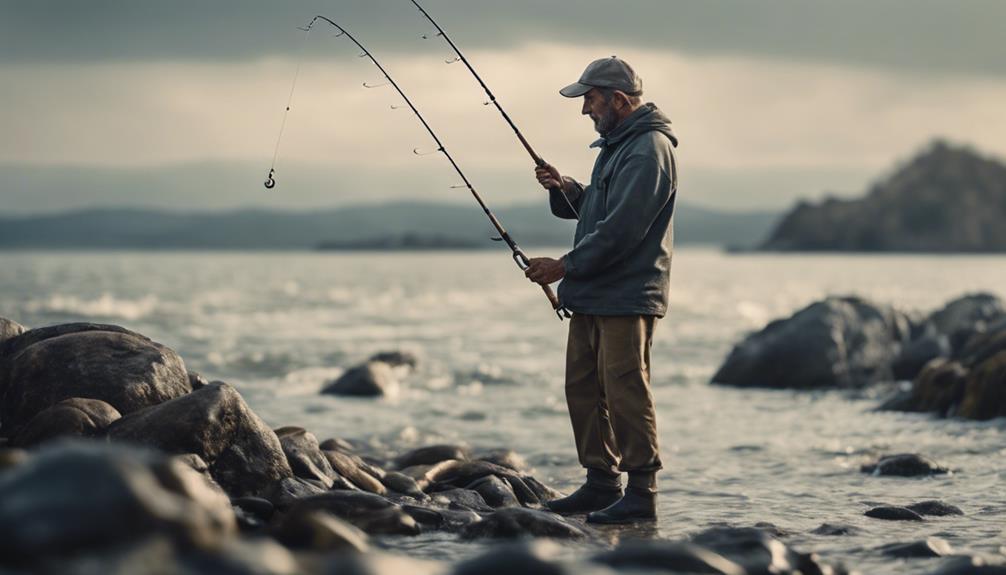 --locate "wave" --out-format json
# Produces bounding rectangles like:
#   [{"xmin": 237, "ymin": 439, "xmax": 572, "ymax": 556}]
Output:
[{"xmin": 24, "ymin": 293, "xmax": 160, "ymax": 321}]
